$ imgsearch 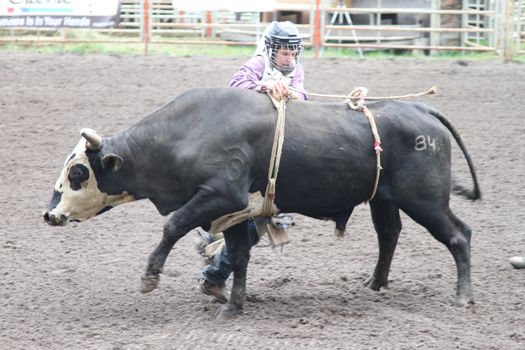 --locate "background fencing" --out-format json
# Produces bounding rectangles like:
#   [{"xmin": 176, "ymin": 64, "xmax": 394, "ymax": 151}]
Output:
[{"xmin": 0, "ymin": 0, "xmax": 523, "ymax": 59}]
